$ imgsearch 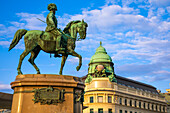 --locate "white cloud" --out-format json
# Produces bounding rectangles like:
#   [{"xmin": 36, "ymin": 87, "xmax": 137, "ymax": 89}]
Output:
[
  {"xmin": 0, "ymin": 84, "xmax": 11, "ymax": 90},
  {"xmin": 157, "ymin": 8, "xmax": 165, "ymax": 16},
  {"xmin": 166, "ymin": 6, "xmax": 170, "ymax": 13},
  {"xmin": 153, "ymin": 70, "xmax": 170, "ymax": 75},
  {"xmin": 115, "ymin": 33, "xmax": 124, "ymax": 36},
  {"xmin": 67, "ymin": 4, "xmax": 169, "ymax": 34},
  {"xmin": 16, "ymin": 13, "xmax": 46, "ymax": 30},
  {"xmin": 158, "ymin": 21, "xmax": 170, "ymax": 32},
  {"xmin": 125, "ymin": 31, "xmax": 139, "ymax": 37},
  {"xmin": 67, "ymin": 57, "xmax": 79, "ymax": 64},
  {"xmin": 0, "ymin": 41, "xmax": 10, "ymax": 46},
  {"xmin": 149, "ymin": 0, "xmax": 170, "ymax": 7},
  {"xmin": 128, "ymin": 73, "xmax": 170, "ymax": 82},
  {"xmin": 0, "ymin": 1, "xmax": 169, "ymax": 84}
]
